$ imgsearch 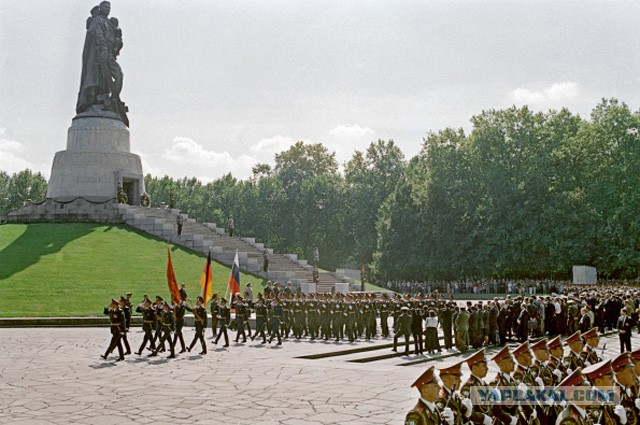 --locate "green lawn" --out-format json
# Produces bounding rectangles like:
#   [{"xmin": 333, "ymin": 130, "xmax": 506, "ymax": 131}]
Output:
[{"xmin": 0, "ymin": 223, "xmax": 265, "ymax": 317}]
